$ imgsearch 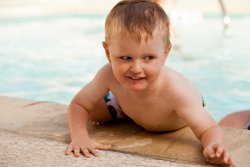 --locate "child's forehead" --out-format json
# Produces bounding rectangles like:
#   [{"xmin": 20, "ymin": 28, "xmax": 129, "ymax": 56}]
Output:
[
  {"xmin": 108, "ymin": 33, "xmax": 166, "ymax": 54},
  {"xmin": 110, "ymin": 28, "xmax": 164, "ymax": 44}
]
